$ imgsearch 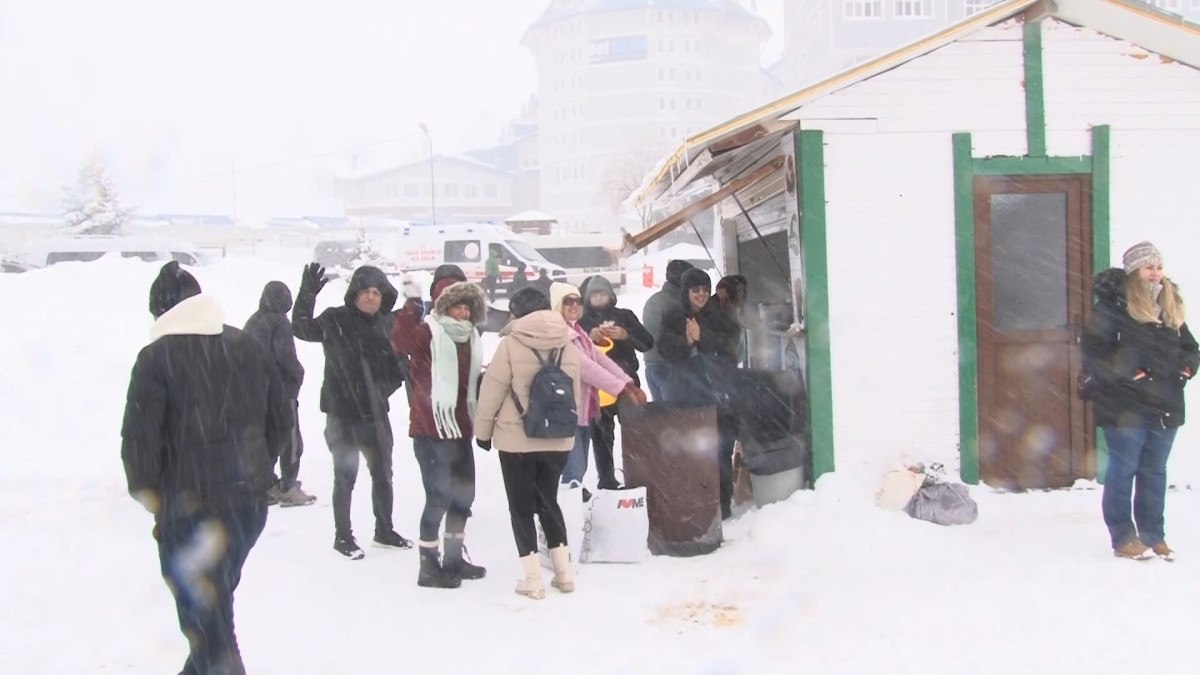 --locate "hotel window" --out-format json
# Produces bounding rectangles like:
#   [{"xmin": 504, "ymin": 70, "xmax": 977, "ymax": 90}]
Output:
[
  {"xmin": 404, "ymin": 184, "xmax": 417, "ymax": 198},
  {"xmin": 1146, "ymin": 0, "xmax": 1183, "ymax": 11},
  {"xmin": 893, "ymin": 0, "xmax": 933, "ymax": 18},
  {"xmin": 843, "ymin": 1, "xmax": 883, "ymax": 18},
  {"xmin": 484, "ymin": 184, "xmax": 498, "ymax": 199},
  {"xmin": 443, "ymin": 184, "xmax": 458, "ymax": 199},
  {"xmin": 464, "ymin": 184, "xmax": 477, "ymax": 198},
  {"xmin": 965, "ymin": 0, "xmax": 999, "ymax": 14}
]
